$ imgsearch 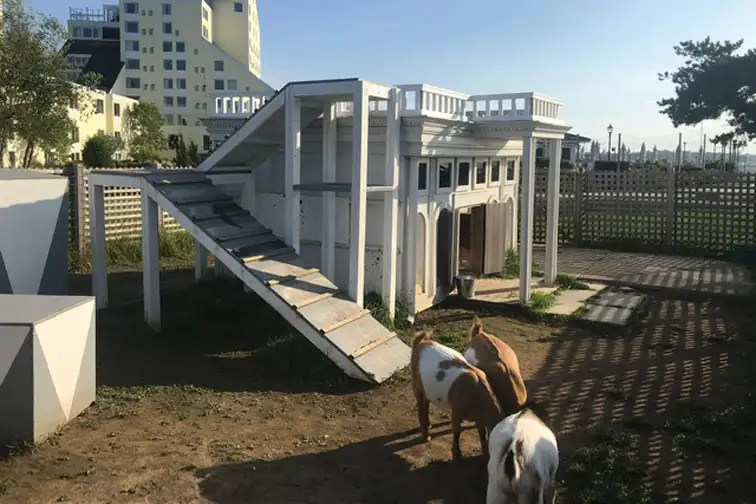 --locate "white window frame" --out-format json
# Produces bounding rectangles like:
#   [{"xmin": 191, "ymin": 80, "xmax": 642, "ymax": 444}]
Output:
[
  {"xmin": 473, "ymin": 157, "xmax": 489, "ymax": 190},
  {"xmin": 436, "ymin": 157, "xmax": 454, "ymax": 194},
  {"xmin": 489, "ymin": 158, "xmax": 502, "ymax": 187},
  {"xmin": 455, "ymin": 157, "xmax": 472, "ymax": 192}
]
